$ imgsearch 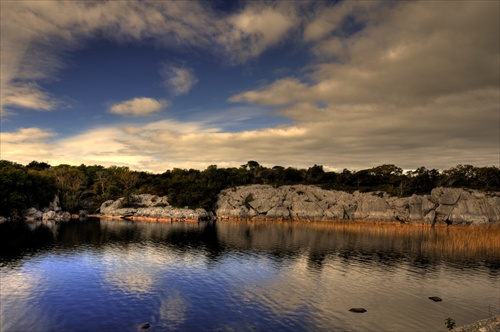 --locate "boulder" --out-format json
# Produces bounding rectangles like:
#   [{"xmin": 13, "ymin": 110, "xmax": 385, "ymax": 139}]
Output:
[
  {"xmin": 25, "ymin": 208, "xmax": 43, "ymax": 221},
  {"xmin": 42, "ymin": 211, "xmax": 56, "ymax": 221},
  {"xmin": 353, "ymin": 195, "xmax": 393, "ymax": 221},
  {"xmin": 435, "ymin": 204, "xmax": 454, "ymax": 224},
  {"xmin": 423, "ymin": 210, "xmax": 436, "ymax": 224},
  {"xmin": 449, "ymin": 197, "xmax": 489, "ymax": 225},
  {"xmin": 54, "ymin": 212, "xmax": 71, "ymax": 222},
  {"xmin": 98, "ymin": 194, "xmax": 209, "ymax": 221},
  {"xmin": 326, "ymin": 205, "xmax": 345, "ymax": 220},
  {"xmin": 26, "ymin": 207, "xmax": 39, "ymax": 216},
  {"xmin": 266, "ymin": 206, "xmax": 290, "ymax": 219},
  {"xmin": 290, "ymin": 201, "xmax": 325, "ymax": 220},
  {"xmin": 431, "ymin": 187, "xmax": 462, "ymax": 205}
]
